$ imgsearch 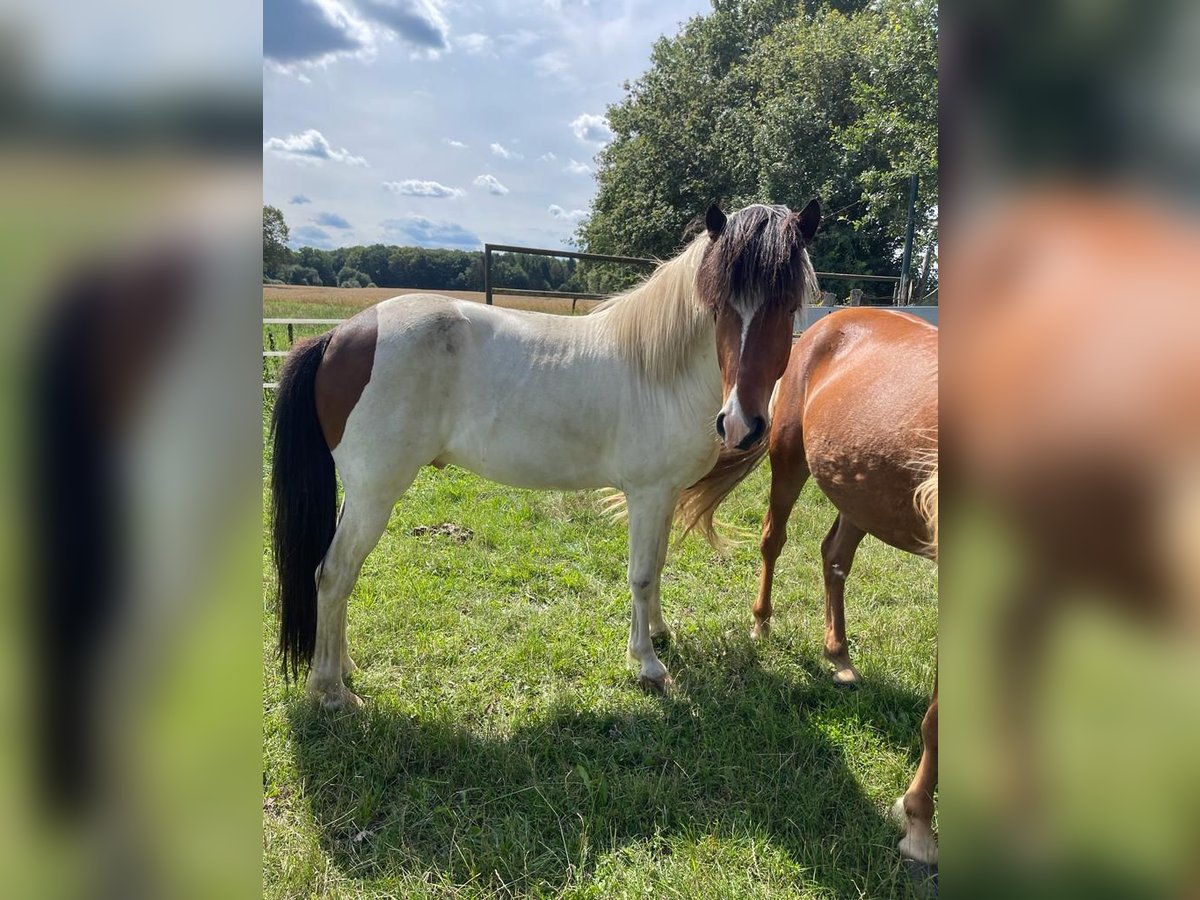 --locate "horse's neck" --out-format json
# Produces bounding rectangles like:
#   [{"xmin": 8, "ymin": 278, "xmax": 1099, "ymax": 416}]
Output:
[{"xmin": 591, "ymin": 246, "xmax": 716, "ymax": 385}]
